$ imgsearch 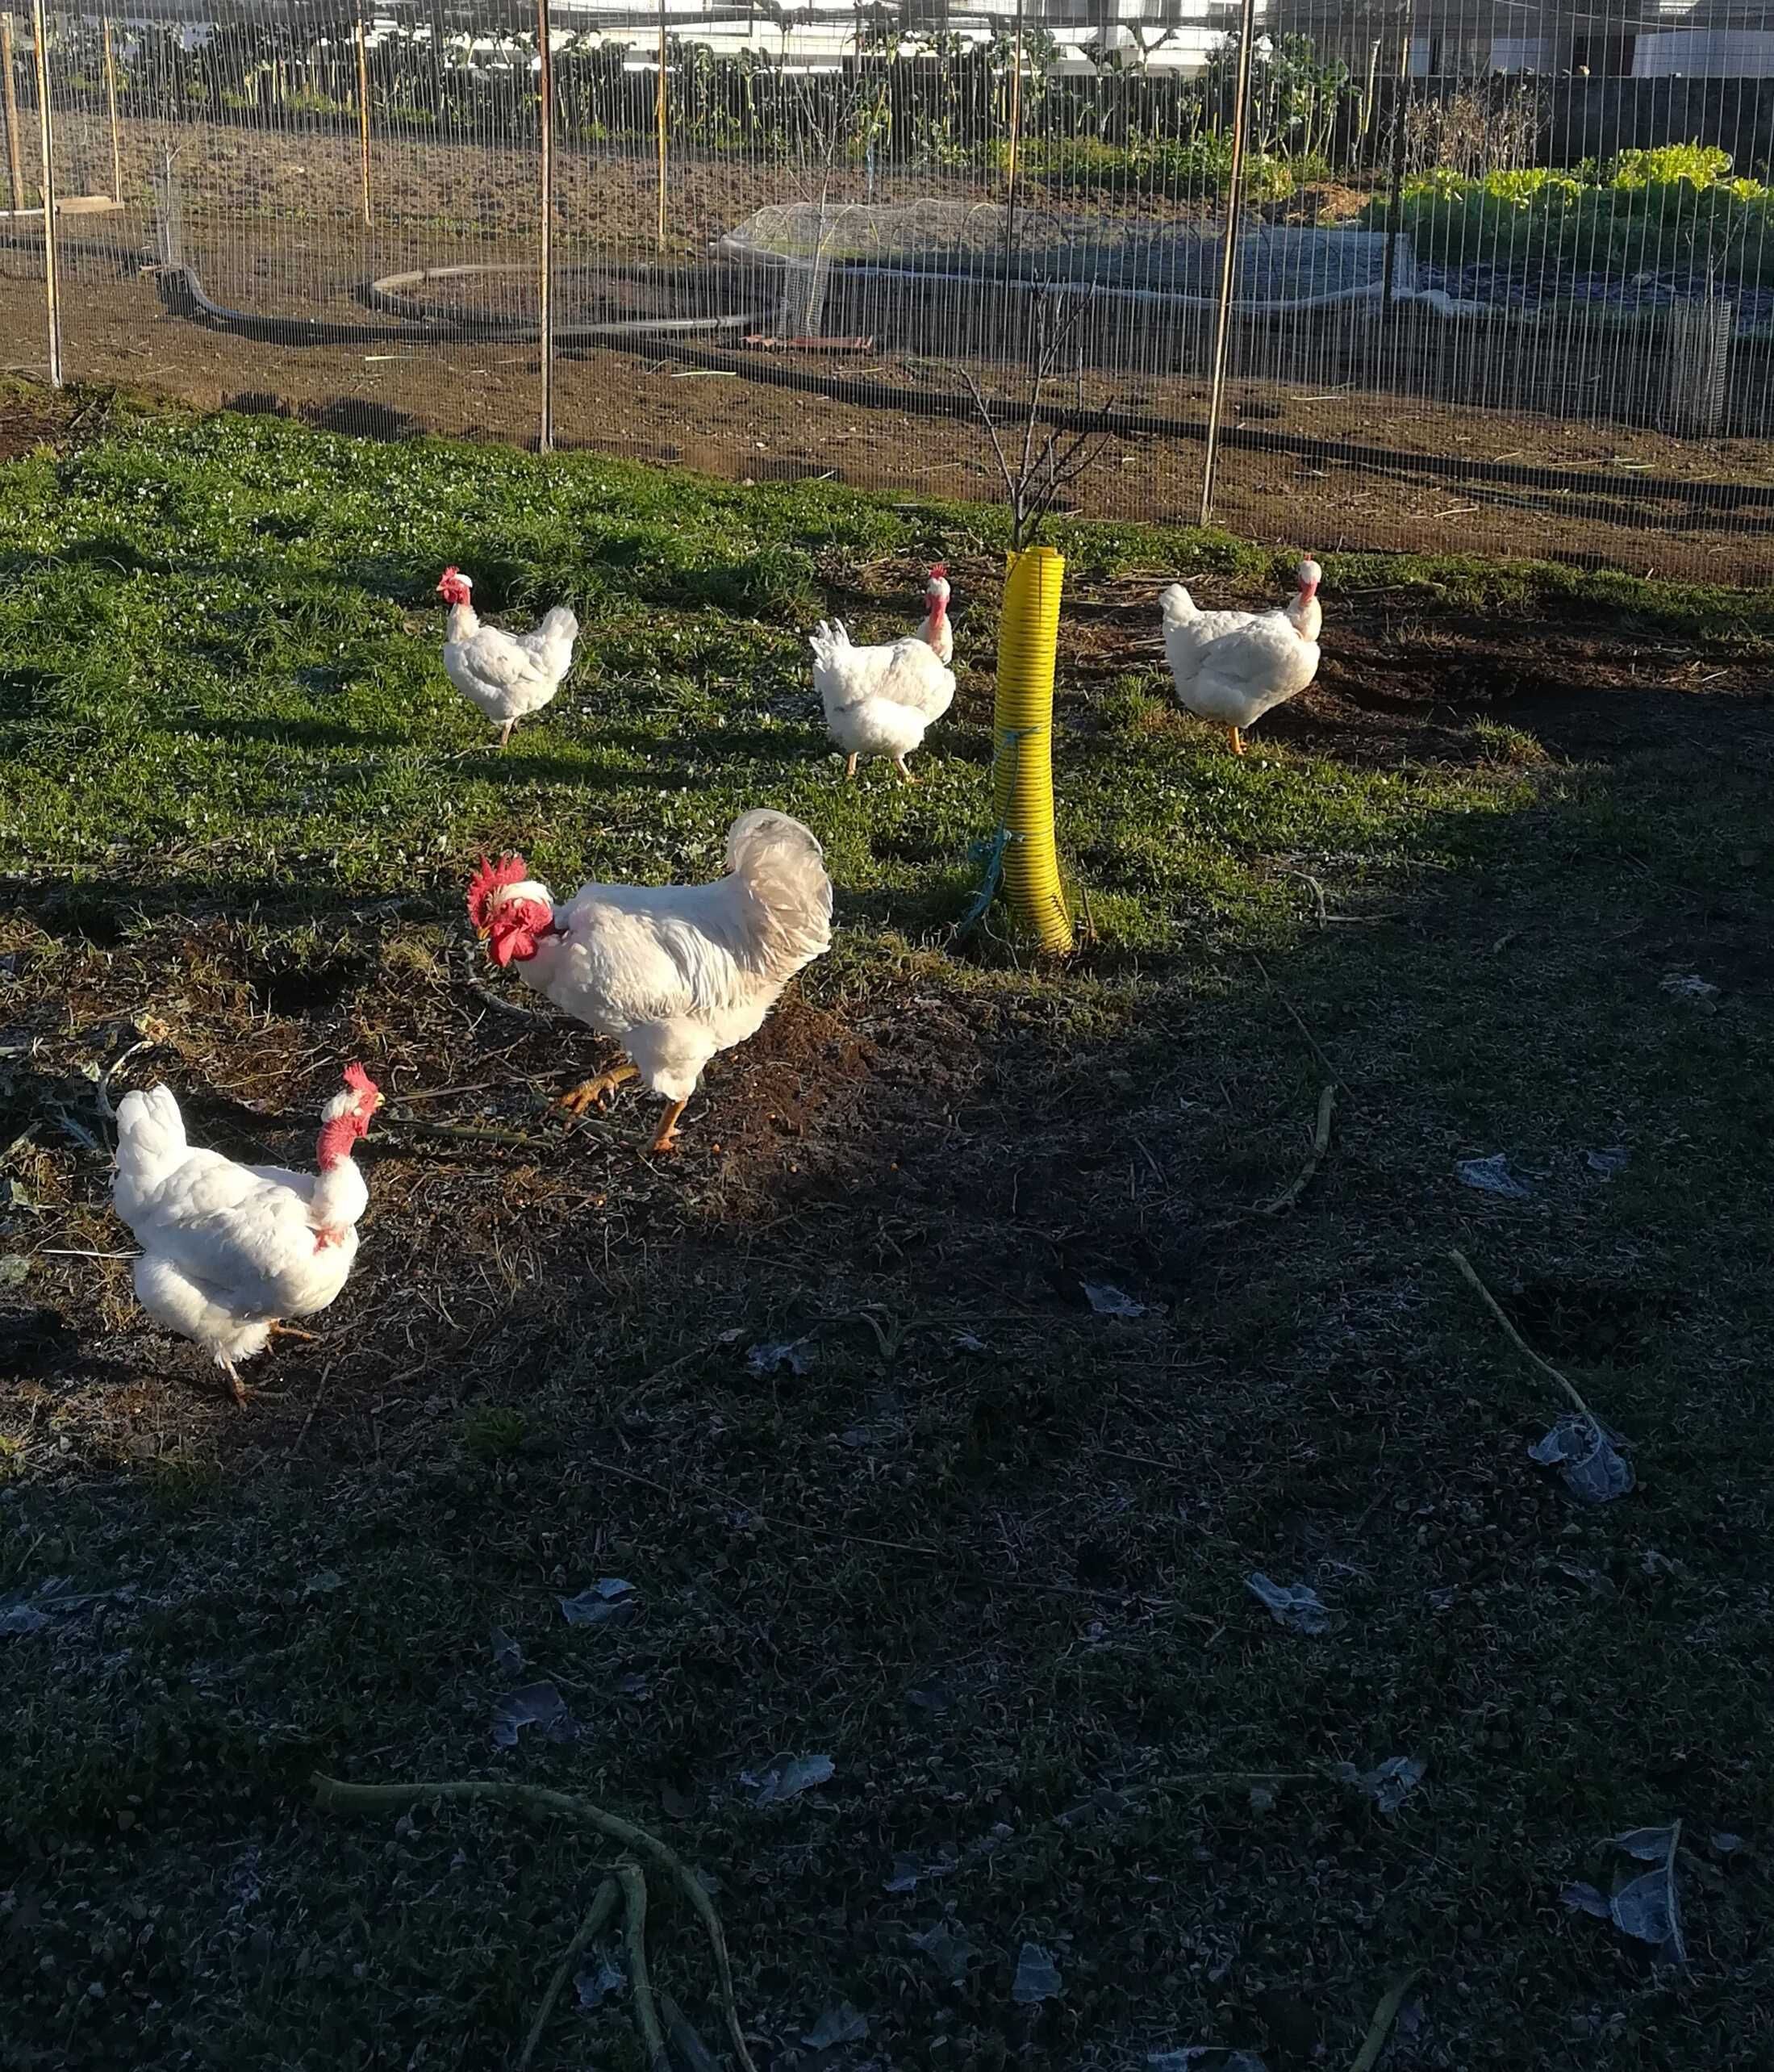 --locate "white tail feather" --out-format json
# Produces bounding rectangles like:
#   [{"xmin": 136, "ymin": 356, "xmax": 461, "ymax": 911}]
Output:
[
  {"xmin": 724, "ymin": 809, "xmax": 833, "ymax": 972},
  {"xmin": 536, "ymin": 605, "xmax": 578, "ymax": 644},
  {"xmin": 808, "ymin": 619, "xmax": 852, "ymax": 671},
  {"xmin": 114, "ymin": 1085, "xmax": 188, "ymax": 1209}
]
